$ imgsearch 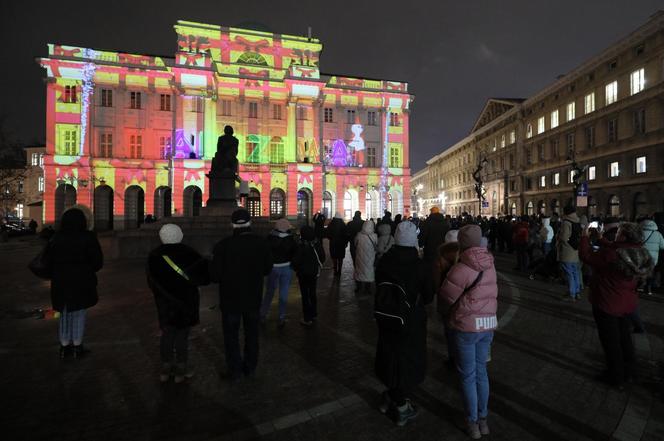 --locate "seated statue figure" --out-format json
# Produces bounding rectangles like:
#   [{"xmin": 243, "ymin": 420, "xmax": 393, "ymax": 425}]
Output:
[{"xmin": 212, "ymin": 125, "xmax": 239, "ymax": 175}]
